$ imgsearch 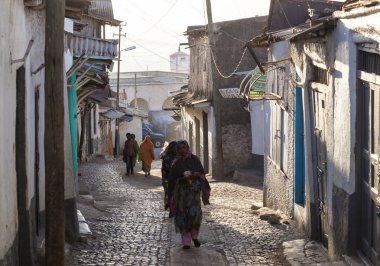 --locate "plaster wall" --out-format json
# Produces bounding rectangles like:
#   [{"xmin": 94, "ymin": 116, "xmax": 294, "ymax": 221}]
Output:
[
  {"xmin": 111, "ymin": 82, "xmax": 185, "ymax": 111},
  {"xmin": 330, "ymin": 13, "xmax": 380, "ymax": 195},
  {"xmin": 91, "ymin": 104, "xmax": 102, "ymax": 154},
  {"xmin": 263, "ymin": 40, "xmax": 295, "ymax": 216},
  {"xmin": 329, "ymin": 21, "xmax": 357, "ymax": 195},
  {"xmin": 119, "ymin": 117, "xmax": 143, "ymax": 148},
  {"xmin": 289, "ymin": 11, "xmax": 380, "ymax": 259},
  {"xmin": 181, "ymin": 106, "xmax": 213, "ymax": 175},
  {"xmin": 0, "ymin": 0, "xmax": 45, "ymax": 259},
  {"xmin": 328, "ymin": 11, "xmax": 380, "ymax": 259}
]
